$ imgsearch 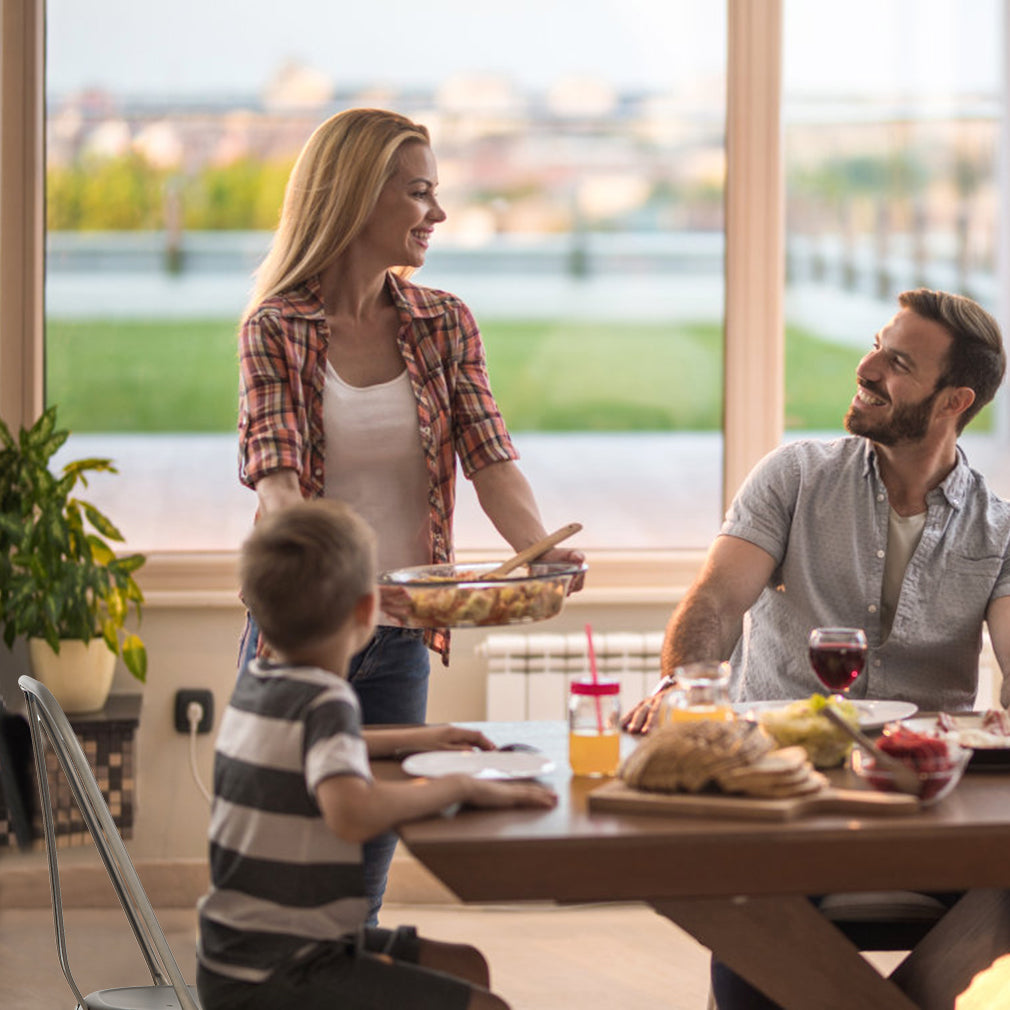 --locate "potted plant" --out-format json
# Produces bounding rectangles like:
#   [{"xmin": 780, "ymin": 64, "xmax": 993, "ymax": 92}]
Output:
[{"xmin": 0, "ymin": 406, "xmax": 147, "ymax": 712}]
